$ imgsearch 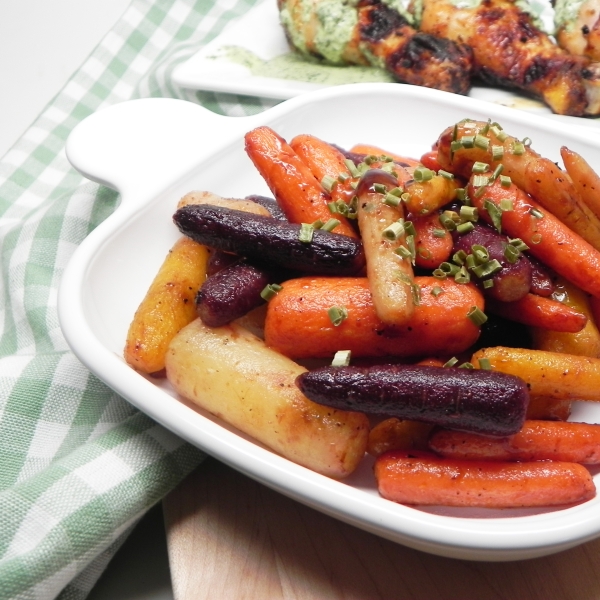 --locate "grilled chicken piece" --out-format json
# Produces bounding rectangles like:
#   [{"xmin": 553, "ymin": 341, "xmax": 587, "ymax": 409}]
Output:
[
  {"xmin": 419, "ymin": 0, "xmax": 600, "ymax": 116},
  {"xmin": 555, "ymin": 0, "xmax": 600, "ymax": 61},
  {"xmin": 278, "ymin": 0, "xmax": 474, "ymax": 94}
]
